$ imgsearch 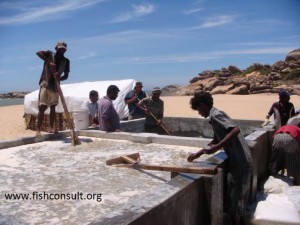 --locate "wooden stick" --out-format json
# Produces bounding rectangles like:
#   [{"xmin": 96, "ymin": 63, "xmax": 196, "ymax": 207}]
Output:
[
  {"xmin": 55, "ymin": 78, "xmax": 81, "ymax": 146},
  {"xmin": 112, "ymin": 163, "xmax": 217, "ymax": 175},
  {"xmin": 148, "ymin": 111, "xmax": 170, "ymax": 135}
]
